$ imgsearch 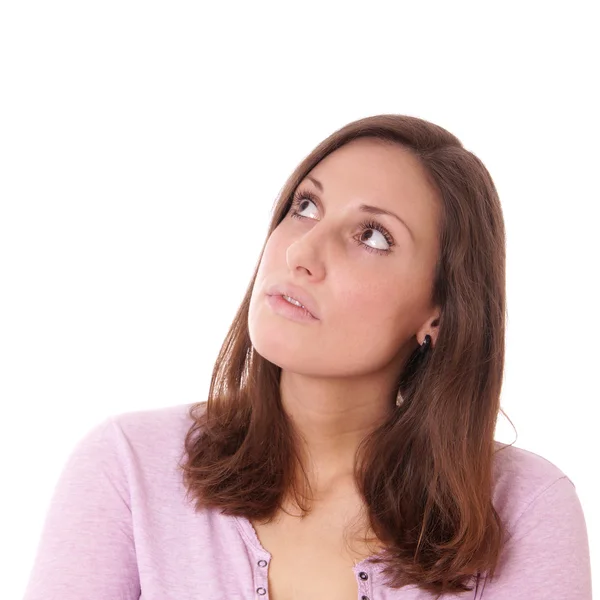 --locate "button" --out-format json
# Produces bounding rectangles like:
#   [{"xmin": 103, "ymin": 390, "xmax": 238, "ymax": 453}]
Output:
[
  {"xmin": 361, "ymin": 596, "xmax": 369, "ymax": 600},
  {"xmin": 257, "ymin": 559, "xmax": 268, "ymax": 567},
  {"xmin": 358, "ymin": 571, "xmax": 368, "ymax": 580},
  {"xmin": 256, "ymin": 587, "xmax": 267, "ymax": 595}
]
